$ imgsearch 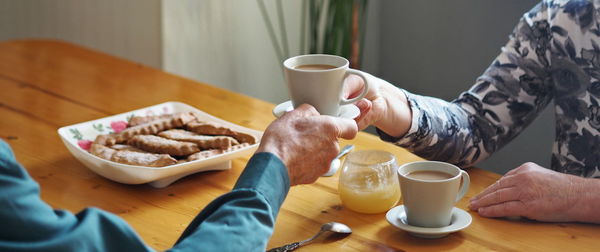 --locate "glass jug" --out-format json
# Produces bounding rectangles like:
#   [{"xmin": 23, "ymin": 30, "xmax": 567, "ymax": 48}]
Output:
[{"xmin": 338, "ymin": 150, "xmax": 400, "ymax": 214}]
